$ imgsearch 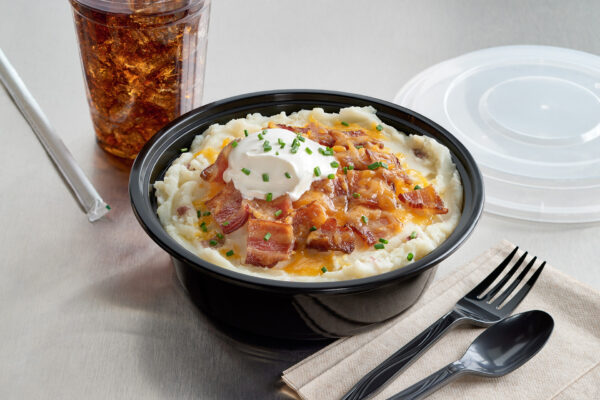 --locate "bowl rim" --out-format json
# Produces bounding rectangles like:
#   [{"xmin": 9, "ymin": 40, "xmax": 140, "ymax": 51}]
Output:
[{"xmin": 129, "ymin": 89, "xmax": 484, "ymax": 294}]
